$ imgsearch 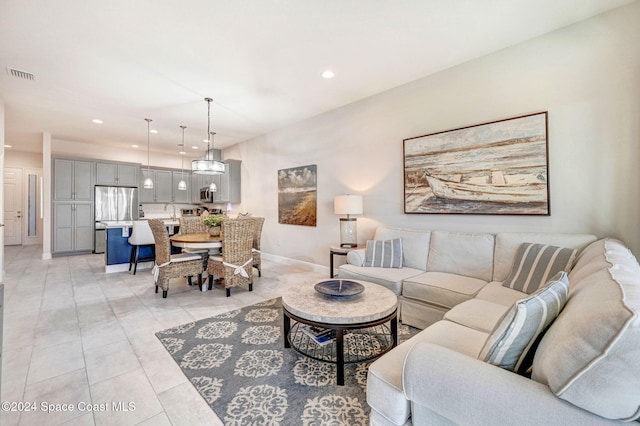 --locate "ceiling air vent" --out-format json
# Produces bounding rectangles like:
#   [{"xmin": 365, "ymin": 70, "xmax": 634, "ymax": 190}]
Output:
[{"xmin": 6, "ymin": 67, "xmax": 35, "ymax": 81}]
